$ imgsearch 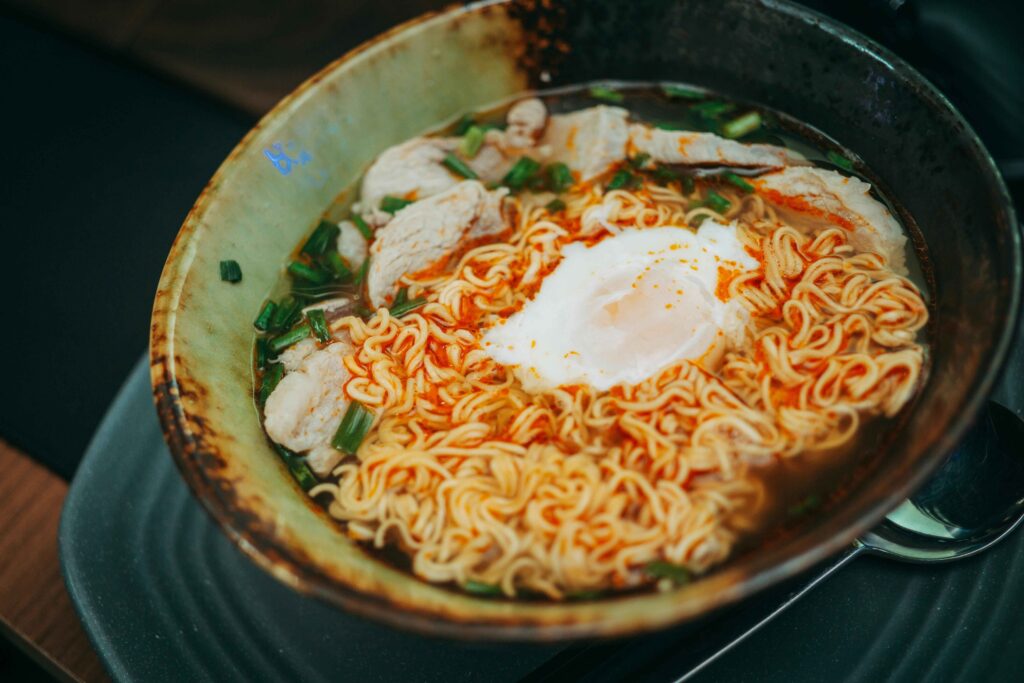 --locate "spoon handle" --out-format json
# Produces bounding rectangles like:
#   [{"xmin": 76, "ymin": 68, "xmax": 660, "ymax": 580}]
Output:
[{"xmin": 667, "ymin": 544, "xmax": 866, "ymax": 683}]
